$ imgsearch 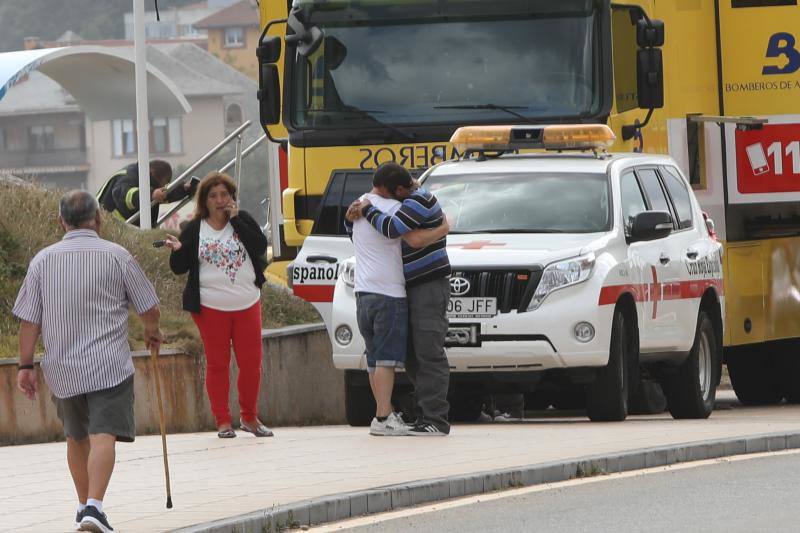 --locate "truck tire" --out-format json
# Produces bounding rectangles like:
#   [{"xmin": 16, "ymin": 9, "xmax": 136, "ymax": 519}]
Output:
[
  {"xmin": 587, "ymin": 309, "xmax": 629, "ymax": 422},
  {"xmin": 664, "ymin": 311, "xmax": 720, "ymax": 419},
  {"xmin": 727, "ymin": 347, "xmax": 782, "ymax": 405},
  {"xmin": 345, "ymin": 382, "xmax": 375, "ymax": 427},
  {"xmin": 448, "ymin": 392, "xmax": 483, "ymax": 422}
]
